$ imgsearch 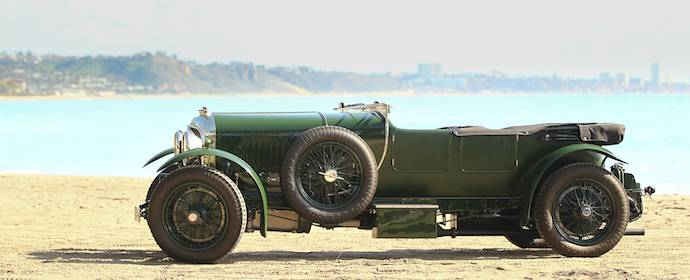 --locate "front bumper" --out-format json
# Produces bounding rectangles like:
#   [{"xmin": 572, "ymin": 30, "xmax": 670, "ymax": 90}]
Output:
[{"xmin": 135, "ymin": 201, "xmax": 148, "ymax": 223}]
